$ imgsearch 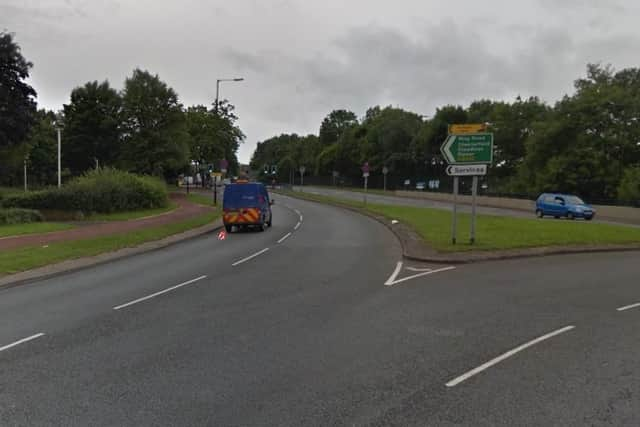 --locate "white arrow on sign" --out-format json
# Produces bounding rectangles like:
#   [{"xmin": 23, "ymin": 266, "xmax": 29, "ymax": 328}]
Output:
[
  {"xmin": 440, "ymin": 135, "xmax": 457, "ymax": 164},
  {"xmin": 446, "ymin": 164, "xmax": 487, "ymax": 176}
]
